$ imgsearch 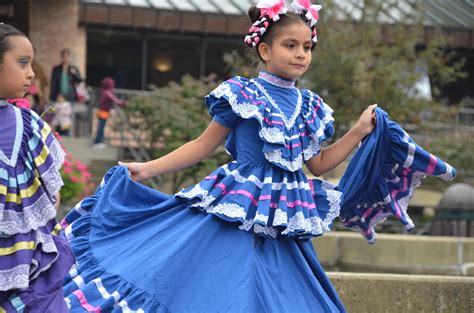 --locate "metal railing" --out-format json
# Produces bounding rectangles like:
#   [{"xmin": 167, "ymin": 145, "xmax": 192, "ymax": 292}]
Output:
[{"xmin": 89, "ymin": 87, "xmax": 160, "ymax": 189}]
